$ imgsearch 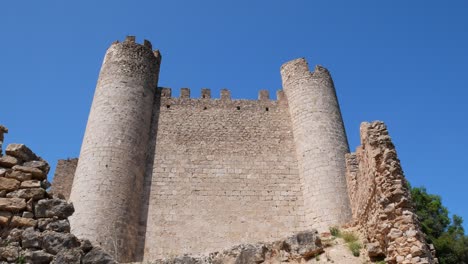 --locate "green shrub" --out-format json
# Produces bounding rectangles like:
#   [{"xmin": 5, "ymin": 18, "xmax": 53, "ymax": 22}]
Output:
[
  {"xmin": 348, "ymin": 241, "xmax": 362, "ymax": 257},
  {"xmin": 330, "ymin": 226, "xmax": 341, "ymax": 237},
  {"xmin": 341, "ymin": 232, "xmax": 359, "ymax": 243}
]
